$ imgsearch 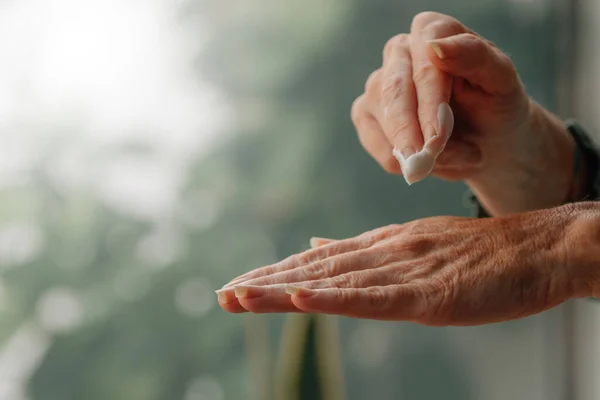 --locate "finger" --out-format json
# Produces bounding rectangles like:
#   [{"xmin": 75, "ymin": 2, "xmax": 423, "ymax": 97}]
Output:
[
  {"xmin": 222, "ymin": 238, "xmax": 364, "ymax": 288},
  {"xmin": 224, "ymin": 224, "xmax": 402, "ymax": 288},
  {"xmin": 379, "ymin": 34, "xmax": 423, "ymax": 163},
  {"xmin": 292, "ymin": 264, "xmax": 412, "ymax": 290},
  {"xmin": 233, "ymin": 284, "xmax": 301, "ymax": 313},
  {"xmin": 310, "ymin": 237, "xmax": 335, "ymax": 248},
  {"xmin": 240, "ymin": 249, "xmax": 381, "ymax": 287},
  {"xmin": 352, "ymin": 95, "xmax": 401, "ymax": 174},
  {"xmin": 216, "ymin": 289, "xmax": 248, "ymax": 313},
  {"xmin": 426, "ymin": 33, "xmax": 521, "ymax": 96},
  {"xmin": 286, "ymin": 285, "xmax": 425, "ymax": 321},
  {"xmin": 410, "ymin": 14, "xmax": 466, "ymax": 153}
]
